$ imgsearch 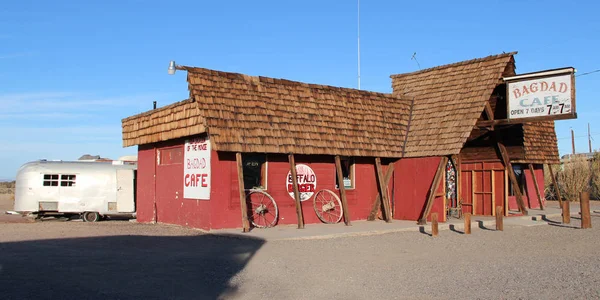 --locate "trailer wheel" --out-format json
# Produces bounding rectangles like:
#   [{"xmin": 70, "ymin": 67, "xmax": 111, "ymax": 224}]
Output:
[{"xmin": 82, "ymin": 212, "xmax": 101, "ymax": 223}]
